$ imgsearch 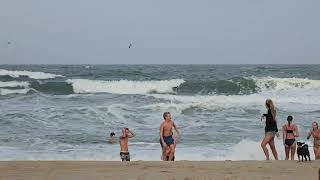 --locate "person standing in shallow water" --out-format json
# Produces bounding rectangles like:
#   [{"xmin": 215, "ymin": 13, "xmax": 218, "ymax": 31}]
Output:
[
  {"xmin": 282, "ymin": 116, "xmax": 299, "ymax": 160},
  {"xmin": 119, "ymin": 128, "xmax": 135, "ymax": 161},
  {"xmin": 160, "ymin": 112, "xmax": 180, "ymax": 161},
  {"xmin": 108, "ymin": 132, "xmax": 116, "ymax": 144},
  {"xmin": 307, "ymin": 121, "xmax": 320, "ymax": 160},
  {"xmin": 261, "ymin": 99, "xmax": 279, "ymax": 160}
]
